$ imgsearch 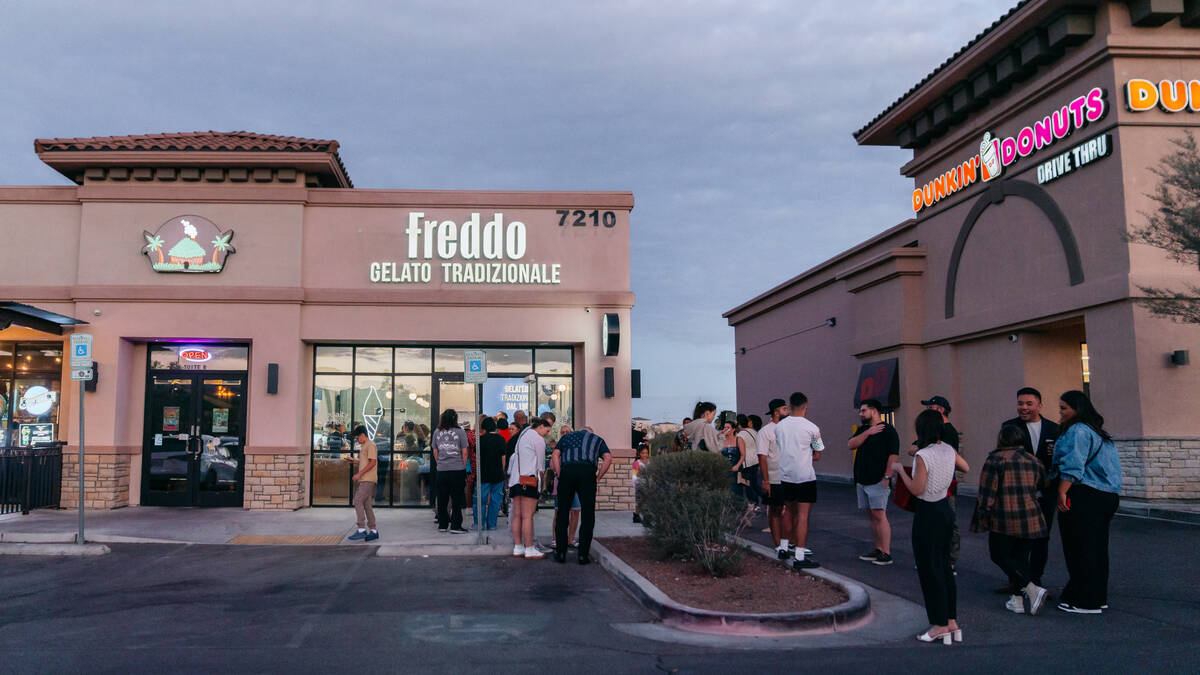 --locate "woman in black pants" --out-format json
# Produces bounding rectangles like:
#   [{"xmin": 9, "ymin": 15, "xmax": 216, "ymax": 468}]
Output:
[
  {"xmin": 1053, "ymin": 390, "xmax": 1122, "ymax": 614},
  {"xmin": 894, "ymin": 410, "xmax": 971, "ymax": 645}
]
